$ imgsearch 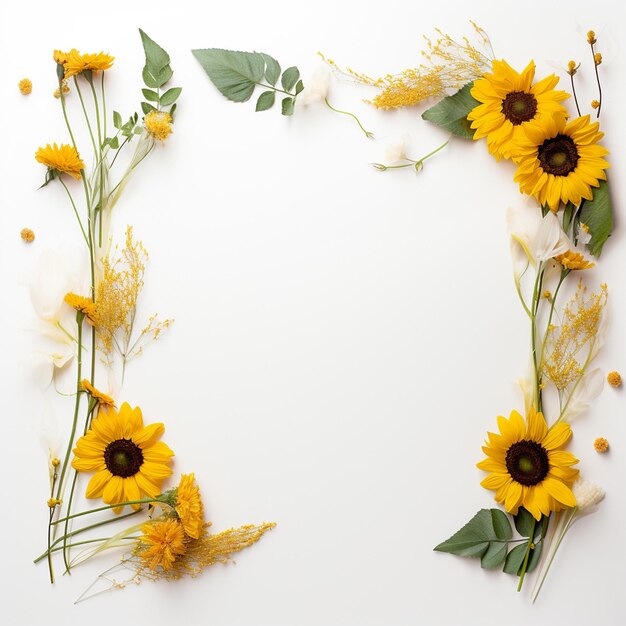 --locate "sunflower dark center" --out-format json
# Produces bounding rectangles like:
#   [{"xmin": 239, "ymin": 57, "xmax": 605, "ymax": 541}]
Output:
[
  {"xmin": 537, "ymin": 134, "xmax": 579, "ymax": 176},
  {"xmin": 104, "ymin": 438, "xmax": 144, "ymax": 478},
  {"xmin": 501, "ymin": 91, "xmax": 538, "ymax": 125},
  {"xmin": 505, "ymin": 440, "xmax": 549, "ymax": 486}
]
